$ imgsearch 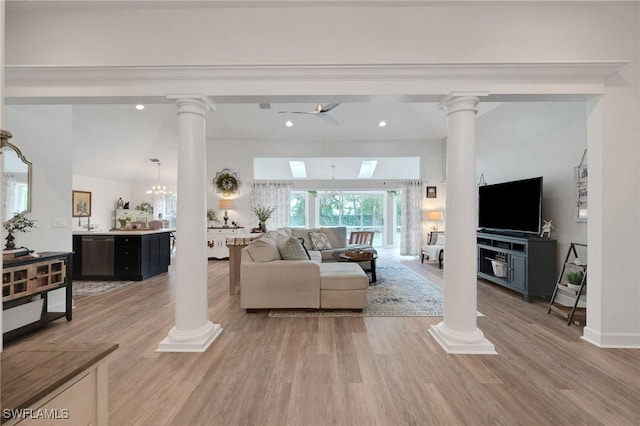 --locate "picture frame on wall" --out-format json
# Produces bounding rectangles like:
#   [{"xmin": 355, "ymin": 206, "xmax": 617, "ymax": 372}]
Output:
[
  {"xmin": 426, "ymin": 186, "xmax": 437, "ymax": 198},
  {"xmin": 72, "ymin": 190, "xmax": 92, "ymax": 217}
]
